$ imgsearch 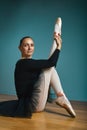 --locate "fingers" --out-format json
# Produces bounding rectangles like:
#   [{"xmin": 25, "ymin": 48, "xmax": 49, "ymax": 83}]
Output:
[
  {"xmin": 54, "ymin": 32, "xmax": 62, "ymax": 50},
  {"xmin": 54, "ymin": 33, "xmax": 62, "ymax": 42}
]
